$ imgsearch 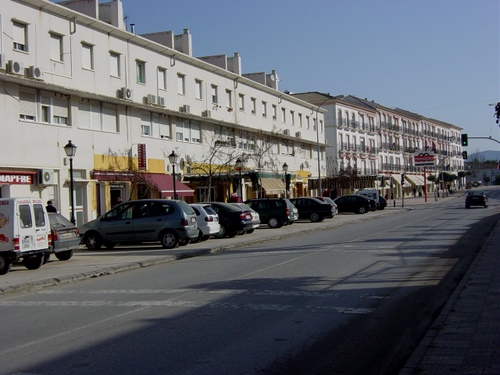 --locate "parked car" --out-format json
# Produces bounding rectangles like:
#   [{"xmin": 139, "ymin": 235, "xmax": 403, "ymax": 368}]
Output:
[
  {"xmin": 230, "ymin": 203, "xmax": 261, "ymax": 233},
  {"xmin": 79, "ymin": 199, "xmax": 198, "ymax": 250},
  {"xmin": 312, "ymin": 196, "xmax": 338, "ymax": 218},
  {"xmin": 47, "ymin": 213, "xmax": 80, "ymax": 262},
  {"xmin": 200, "ymin": 202, "xmax": 258, "ymax": 238},
  {"xmin": 356, "ymin": 189, "xmax": 383, "ymax": 210},
  {"xmin": 334, "ymin": 194, "xmax": 371, "ymax": 214},
  {"xmin": 465, "ymin": 190, "xmax": 488, "ymax": 208},
  {"xmin": 378, "ymin": 196, "xmax": 388, "ymax": 210},
  {"xmin": 189, "ymin": 203, "xmax": 221, "ymax": 242},
  {"xmin": 244, "ymin": 198, "xmax": 298, "ymax": 228},
  {"xmin": 289, "ymin": 197, "xmax": 335, "ymax": 222}
]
